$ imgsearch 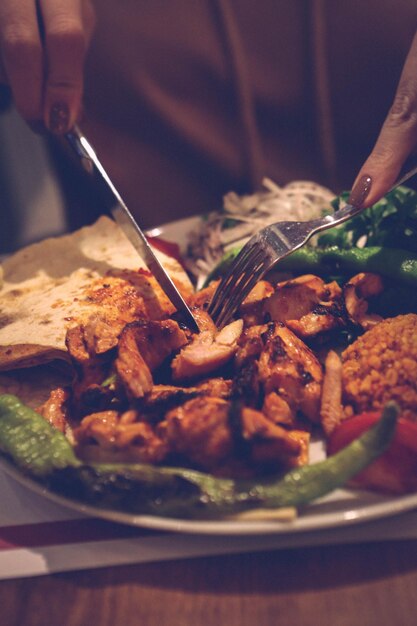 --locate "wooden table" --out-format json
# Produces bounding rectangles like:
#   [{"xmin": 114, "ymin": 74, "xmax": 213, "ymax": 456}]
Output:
[{"xmin": 1, "ymin": 539, "xmax": 417, "ymax": 626}]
